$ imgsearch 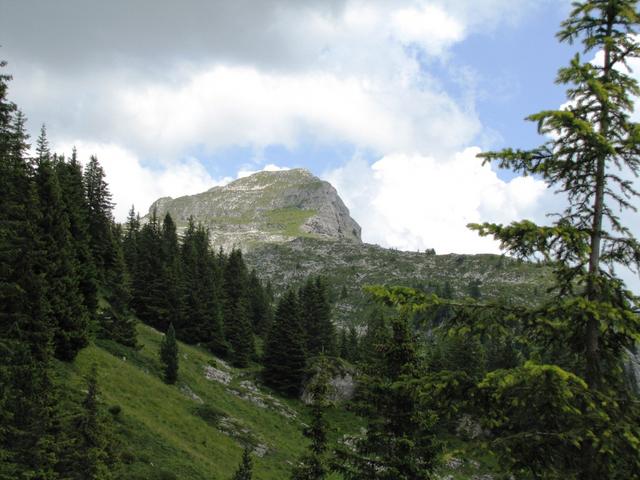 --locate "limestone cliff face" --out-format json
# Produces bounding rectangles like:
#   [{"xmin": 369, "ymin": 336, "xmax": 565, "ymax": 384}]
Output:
[{"xmin": 146, "ymin": 168, "xmax": 361, "ymax": 250}]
